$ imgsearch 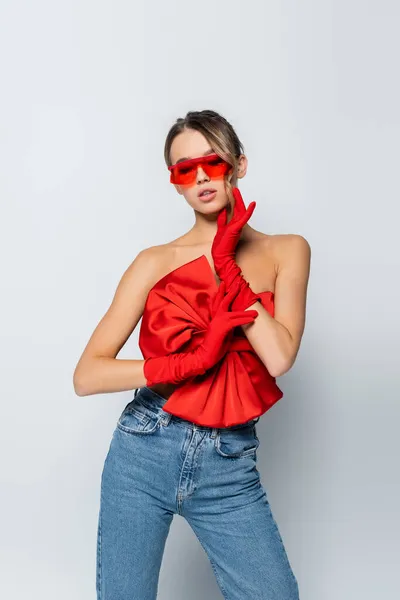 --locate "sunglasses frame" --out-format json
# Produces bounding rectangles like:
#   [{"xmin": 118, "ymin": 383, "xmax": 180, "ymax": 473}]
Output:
[{"xmin": 168, "ymin": 153, "xmax": 232, "ymax": 185}]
